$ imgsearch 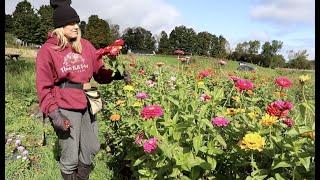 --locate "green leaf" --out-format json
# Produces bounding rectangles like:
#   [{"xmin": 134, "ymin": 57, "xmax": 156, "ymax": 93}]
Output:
[
  {"xmin": 133, "ymin": 156, "xmax": 147, "ymax": 166},
  {"xmin": 274, "ymin": 173, "xmax": 286, "ymax": 180},
  {"xmin": 272, "ymin": 161, "xmax": 292, "ymax": 170},
  {"xmin": 167, "ymin": 96, "xmax": 179, "ymax": 107},
  {"xmin": 193, "ymin": 135, "xmax": 202, "ymax": 154},
  {"xmin": 215, "ymin": 134, "xmax": 227, "ymax": 149},
  {"xmin": 213, "ymin": 87, "xmax": 224, "ymax": 102},
  {"xmin": 173, "ymin": 131, "xmax": 181, "ymax": 141},
  {"xmin": 299, "ymin": 157, "xmax": 311, "ymax": 171},
  {"xmin": 138, "ymin": 169, "xmax": 151, "ymax": 177},
  {"xmin": 207, "ymin": 156, "xmax": 217, "ymax": 170}
]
